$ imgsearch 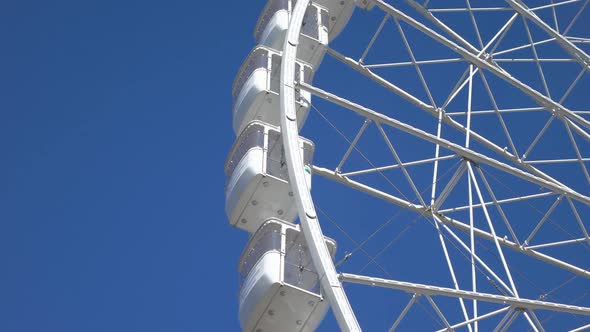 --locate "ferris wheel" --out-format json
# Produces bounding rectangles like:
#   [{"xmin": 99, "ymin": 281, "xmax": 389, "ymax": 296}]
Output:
[{"xmin": 225, "ymin": 0, "xmax": 590, "ymax": 331}]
